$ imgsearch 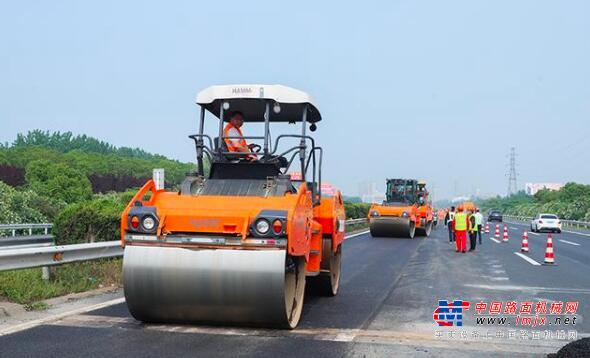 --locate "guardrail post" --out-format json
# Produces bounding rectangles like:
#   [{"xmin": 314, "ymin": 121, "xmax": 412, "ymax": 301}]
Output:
[{"xmin": 41, "ymin": 266, "xmax": 50, "ymax": 281}]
